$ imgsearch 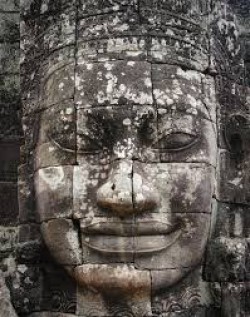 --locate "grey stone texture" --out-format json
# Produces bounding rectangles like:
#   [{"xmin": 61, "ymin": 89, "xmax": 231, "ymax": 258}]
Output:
[
  {"xmin": 0, "ymin": 0, "xmax": 248, "ymax": 316},
  {"xmin": 0, "ymin": 0, "xmax": 21, "ymax": 316},
  {"xmin": 0, "ymin": 271, "xmax": 18, "ymax": 317}
]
